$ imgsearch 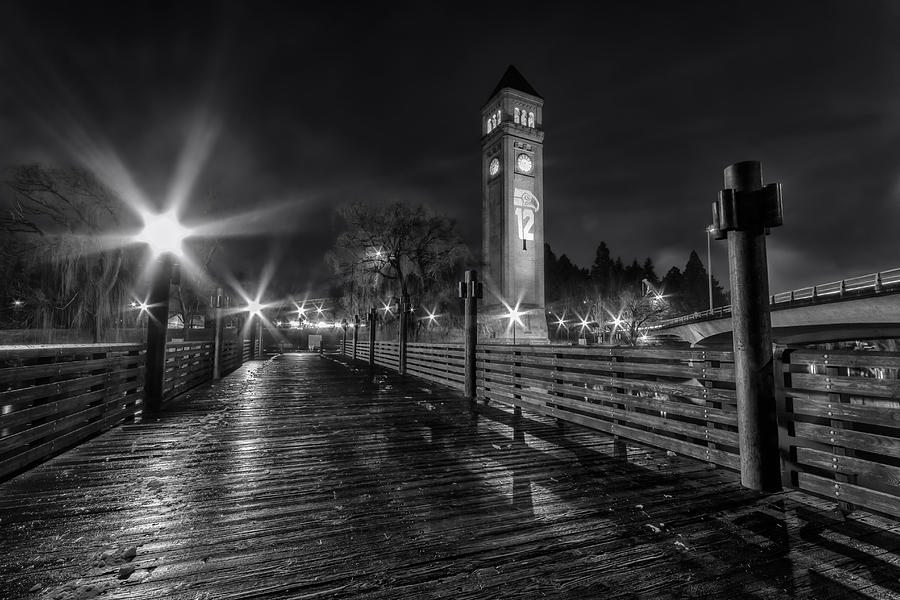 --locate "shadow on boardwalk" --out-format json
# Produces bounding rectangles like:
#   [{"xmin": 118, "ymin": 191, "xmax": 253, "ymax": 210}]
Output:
[{"xmin": 1, "ymin": 353, "xmax": 898, "ymax": 599}]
